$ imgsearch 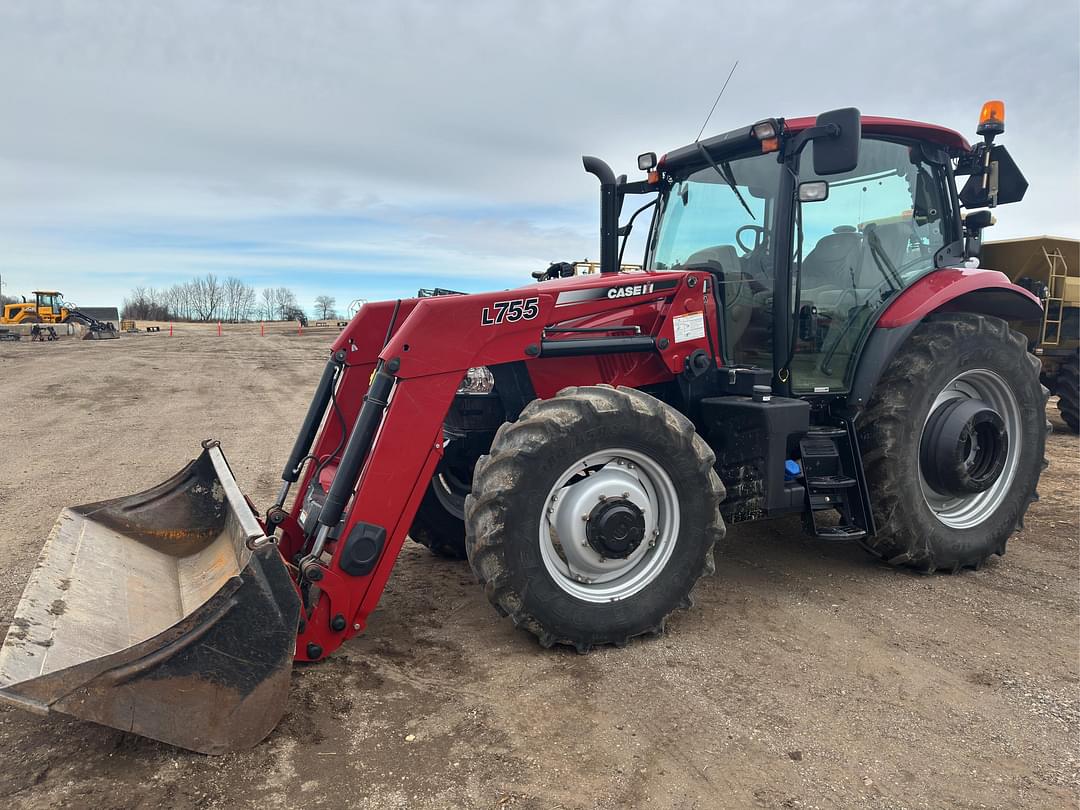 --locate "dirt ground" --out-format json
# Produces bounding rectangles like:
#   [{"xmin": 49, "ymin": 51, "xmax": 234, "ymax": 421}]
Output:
[{"xmin": 0, "ymin": 327, "xmax": 1076, "ymax": 810}]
